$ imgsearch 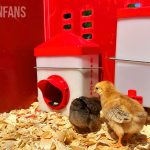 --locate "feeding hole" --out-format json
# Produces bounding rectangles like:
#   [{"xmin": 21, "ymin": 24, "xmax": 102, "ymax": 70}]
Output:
[
  {"xmin": 43, "ymin": 82, "xmax": 62, "ymax": 107},
  {"xmin": 82, "ymin": 33, "xmax": 92, "ymax": 39},
  {"xmin": 127, "ymin": 3, "xmax": 141, "ymax": 8},
  {"xmin": 64, "ymin": 13, "xmax": 72, "ymax": 19},
  {"xmin": 64, "ymin": 24, "xmax": 72, "ymax": 30},
  {"xmin": 82, "ymin": 10, "xmax": 92, "ymax": 16},
  {"xmin": 82, "ymin": 22, "xmax": 92, "ymax": 28}
]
